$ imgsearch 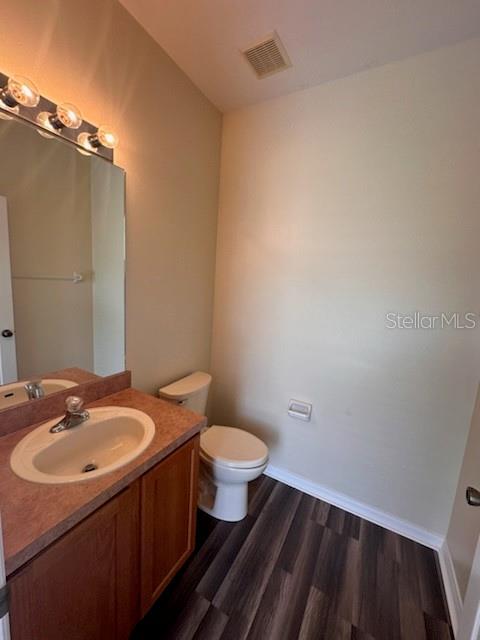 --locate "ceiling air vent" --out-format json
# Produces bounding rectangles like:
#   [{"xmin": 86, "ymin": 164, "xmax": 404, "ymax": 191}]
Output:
[{"xmin": 242, "ymin": 32, "xmax": 291, "ymax": 79}]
